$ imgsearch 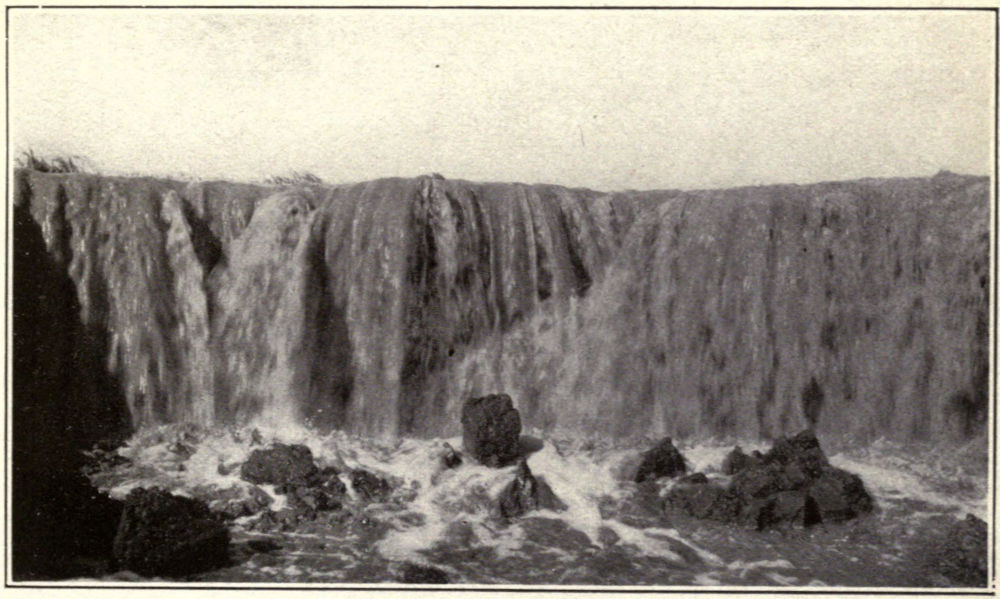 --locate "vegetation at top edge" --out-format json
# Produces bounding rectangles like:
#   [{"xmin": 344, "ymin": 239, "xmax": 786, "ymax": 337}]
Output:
[
  {"xmin": 264, "ymin": 171, "xmax": 325, "ymax": 185},
  {"xmin": 15, "ymin": 149, "xmax": 94, "ymax": 174}
]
